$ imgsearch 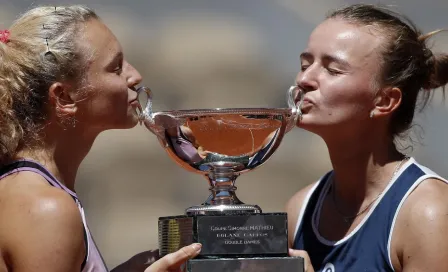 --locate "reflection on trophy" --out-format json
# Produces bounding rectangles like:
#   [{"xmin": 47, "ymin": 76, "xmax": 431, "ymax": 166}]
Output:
[{"xmin": 137, "ymin": 86, "xmax": 304, "ymax": 271}]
